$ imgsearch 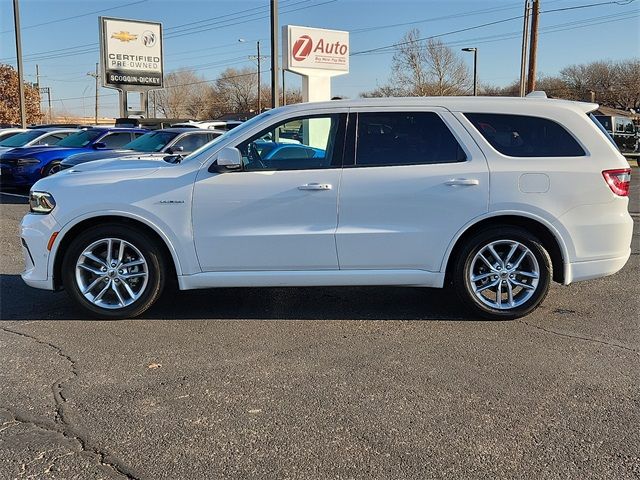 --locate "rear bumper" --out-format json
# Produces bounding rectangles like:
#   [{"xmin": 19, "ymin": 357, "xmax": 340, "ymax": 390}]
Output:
[{"xmin": 565, "ymin": 249, "xmax": 631, "ymax": 284}]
